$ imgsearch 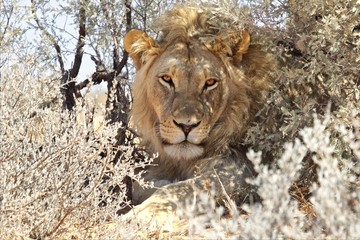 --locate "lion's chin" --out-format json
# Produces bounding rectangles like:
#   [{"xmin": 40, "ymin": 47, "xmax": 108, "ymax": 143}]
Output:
[{"xmin": 163, "ymin": 142, "xmax": 204, "ymax": 161}]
